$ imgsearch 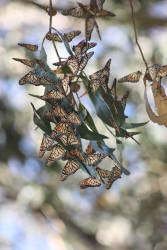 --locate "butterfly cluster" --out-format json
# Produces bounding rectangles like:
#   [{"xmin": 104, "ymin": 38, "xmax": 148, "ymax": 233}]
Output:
[{"xmin": 14, "ymin": 0, "xmax": 149, "ymax": 190}]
